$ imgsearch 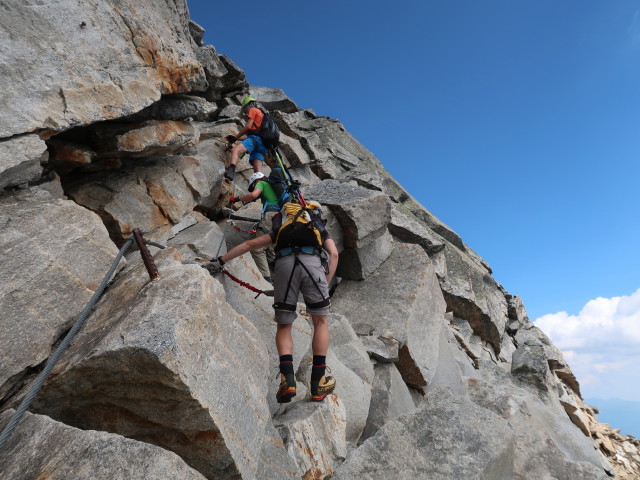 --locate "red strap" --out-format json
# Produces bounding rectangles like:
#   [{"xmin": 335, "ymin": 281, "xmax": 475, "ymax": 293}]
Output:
[{"xmin": 222, "ymin": 270, "xmax": 265, "ymax": 295}]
